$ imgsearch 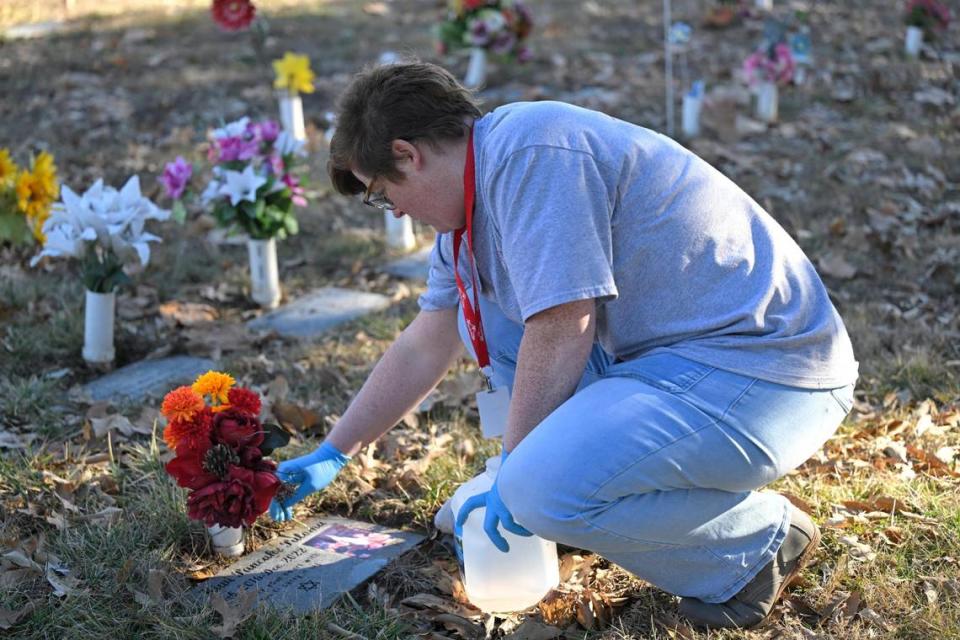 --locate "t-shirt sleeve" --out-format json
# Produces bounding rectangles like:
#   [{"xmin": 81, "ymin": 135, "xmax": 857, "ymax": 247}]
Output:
[
  {"xmin": 485, "ymin": 146, "xmax": 619, "ymax": 321},
  {"xmin": 417, "ymin": 233, "xmax": 461, "ymax": 312}
]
